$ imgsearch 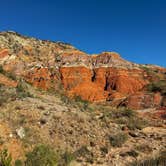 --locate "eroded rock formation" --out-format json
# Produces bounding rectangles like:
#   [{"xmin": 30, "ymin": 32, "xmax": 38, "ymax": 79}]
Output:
[{"xmin": 0, "ymin": 31, "xmax": 166, "ymax": 109}]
